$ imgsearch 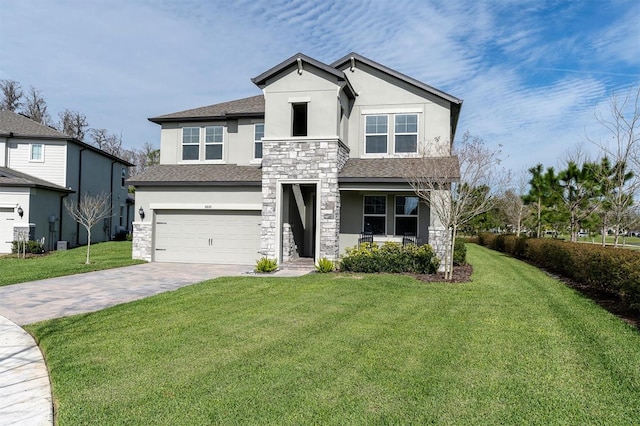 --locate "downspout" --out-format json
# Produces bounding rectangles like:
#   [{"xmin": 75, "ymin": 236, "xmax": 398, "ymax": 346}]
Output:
[
  {"xmin": 110, "ymin": 160, "xmax": 117, "ymax": 239},
  {"xmin": 76, "ymin": 147, "xmax": 86, "ymax": 246},
  {"xmin": 59, "ymin": 192, "xmax": 70, "ymax": 248}
]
